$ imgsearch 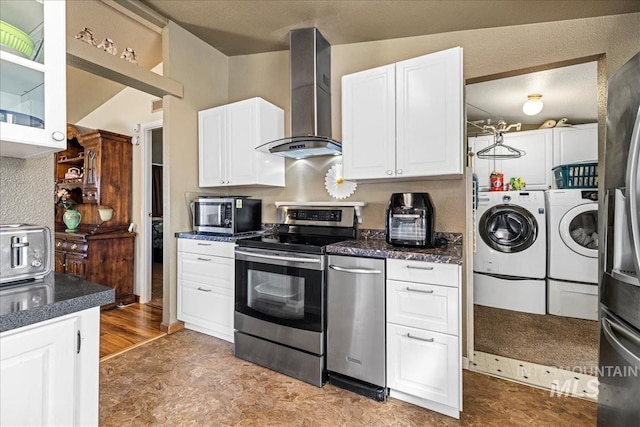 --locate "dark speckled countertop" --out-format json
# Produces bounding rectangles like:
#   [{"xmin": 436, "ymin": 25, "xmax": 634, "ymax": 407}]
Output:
[
  {"xmin": 175, "ymin": 230, "xmax": 267, "ymax": 242},
  {"xmin": 0, "ymin": 272, "xmax": 114, "ymax": 333},
  {"xmin": 326, "ymin": 231, "xmax": 463, "ymax": 265}
]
